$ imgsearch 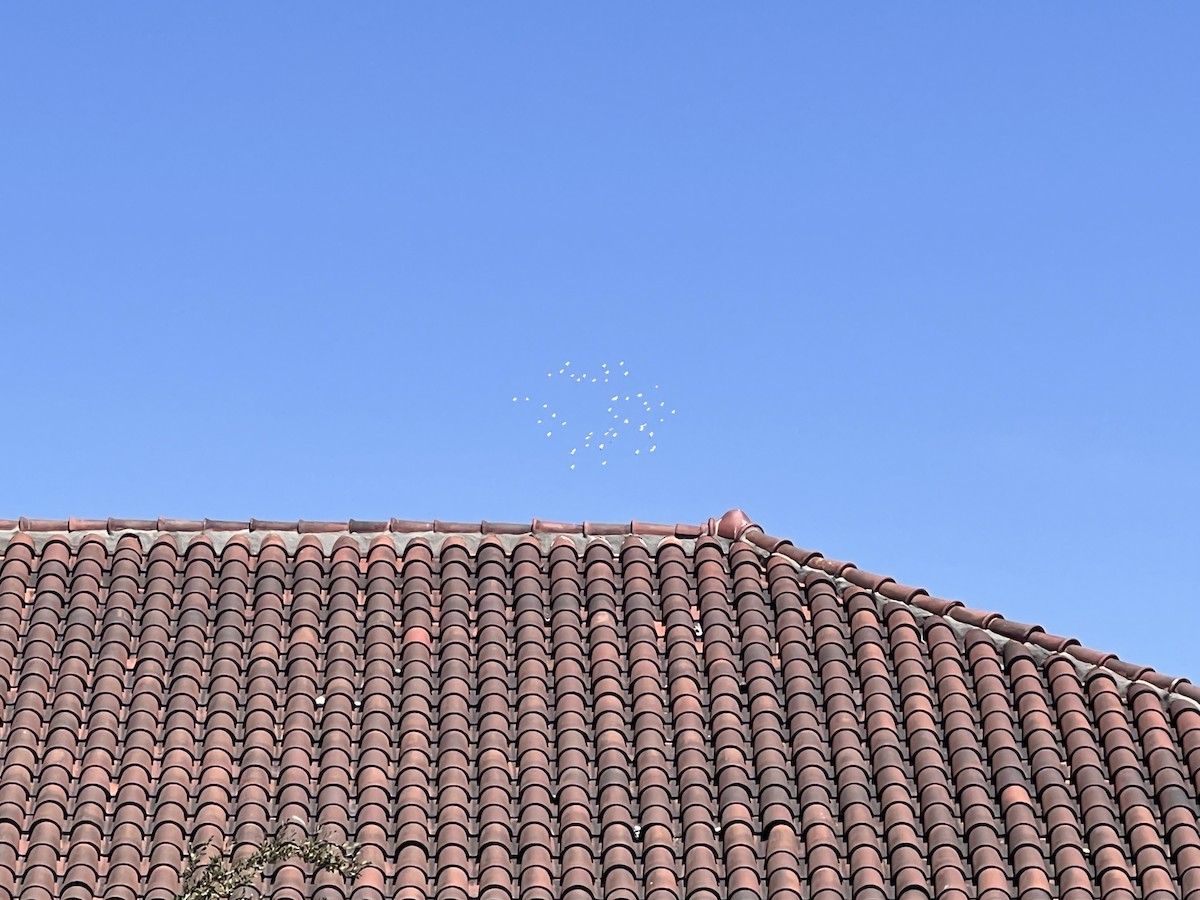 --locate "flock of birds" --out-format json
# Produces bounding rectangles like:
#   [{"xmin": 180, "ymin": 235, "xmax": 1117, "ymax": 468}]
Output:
[{"xmin": 513, "ymin": 361, "xmax": 676, "ymax": 470}]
